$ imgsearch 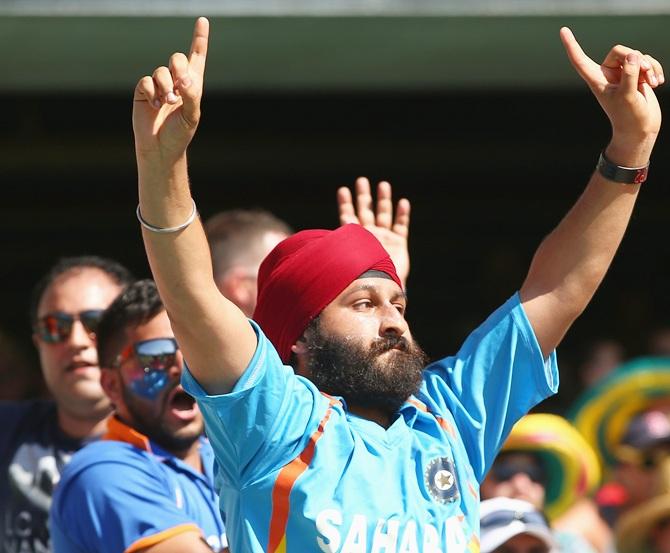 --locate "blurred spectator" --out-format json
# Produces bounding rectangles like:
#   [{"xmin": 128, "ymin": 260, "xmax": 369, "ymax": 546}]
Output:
[
  {"xmin": 204, "ymin": 209, "xmax": 292, "ymax": 317},
  {"xmin": 615, "ymin": 453, "xmax": 670, "ymax": 553},
  {"xmin": 481, "ymin": 414, "xmax": 603, "ymax": 553},
  {"xmin": 50, "ymin": 280, "xmax": 226, "ymax": 552},
  {"xmin": 203, "ymin": 178, "xmax": 410, "ymax": 319},
  {"xmin": 0, "ymin": 328, "xmax": 41, "ymax": 401},
  {"xmin": 480, "ymin": 497, "xmax": 557, "ymax": 553},
  {"xmin": 0, "ymin": 256, "xmax": 132, "ymax": 553},
  {"xmin": 571, "ymin": 358, "xmax": 670, "ymax": 524}
]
